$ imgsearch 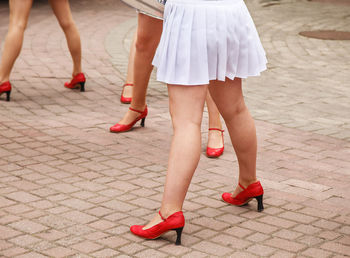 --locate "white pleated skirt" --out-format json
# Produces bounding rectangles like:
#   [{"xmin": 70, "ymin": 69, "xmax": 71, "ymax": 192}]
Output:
[{"xmin": 152, "ymin": 0, "xmax": 267, "ymax": 86}]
